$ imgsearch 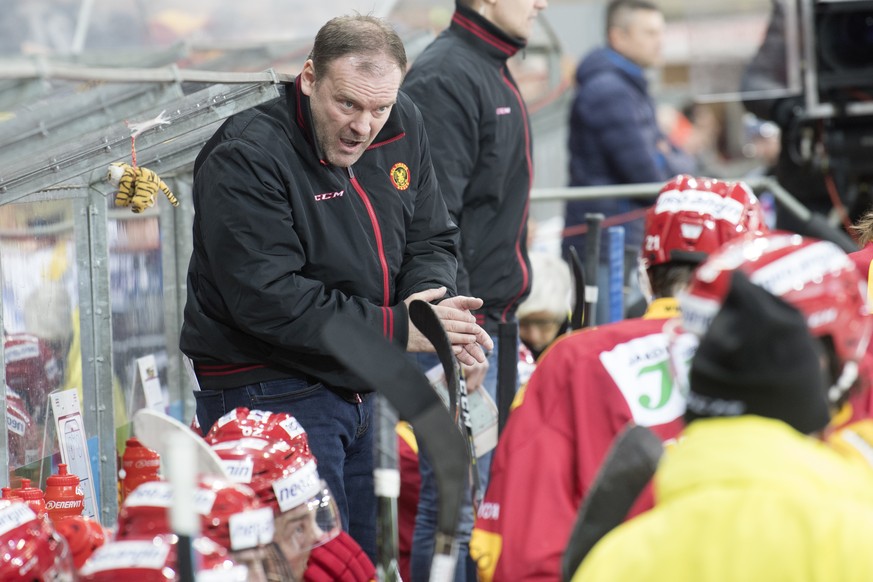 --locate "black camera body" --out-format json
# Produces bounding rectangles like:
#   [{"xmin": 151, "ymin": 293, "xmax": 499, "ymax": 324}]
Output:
[
  {"xmin": 813, "ymin": 0, "xmax": 873, "ymax": 97},
  {"xmin": 798, "ymin": 0, "xmax": 873, "ymax": 177}
]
